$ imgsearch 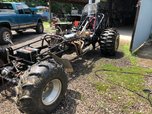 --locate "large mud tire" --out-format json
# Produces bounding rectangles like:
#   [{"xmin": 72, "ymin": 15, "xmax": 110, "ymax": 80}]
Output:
[
  {"xmin": 99, "ymin": 28, "xmax": 119, "ymax": 56},
  {"xmin": 16, "ymin": 59, "xmax": 68, "ymax": 114}
]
